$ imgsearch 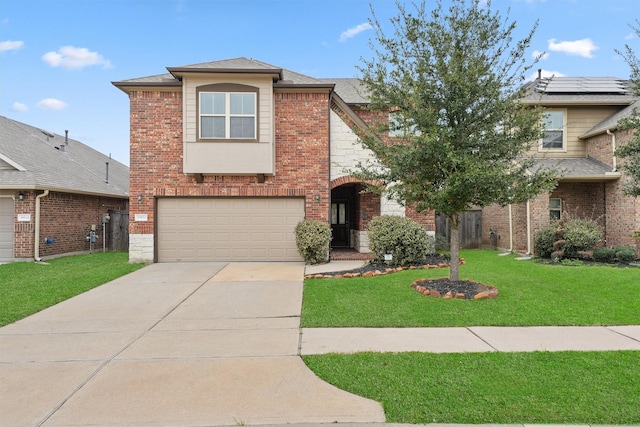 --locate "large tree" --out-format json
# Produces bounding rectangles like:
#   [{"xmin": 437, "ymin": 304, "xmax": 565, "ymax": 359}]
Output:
[
  {"xmin": 354, "ymin": 0, "xmax": 558, "ymax": 281},
  {"xmin": 615, "ymin": 20, "xmax": 640, "ymax": 197}
]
